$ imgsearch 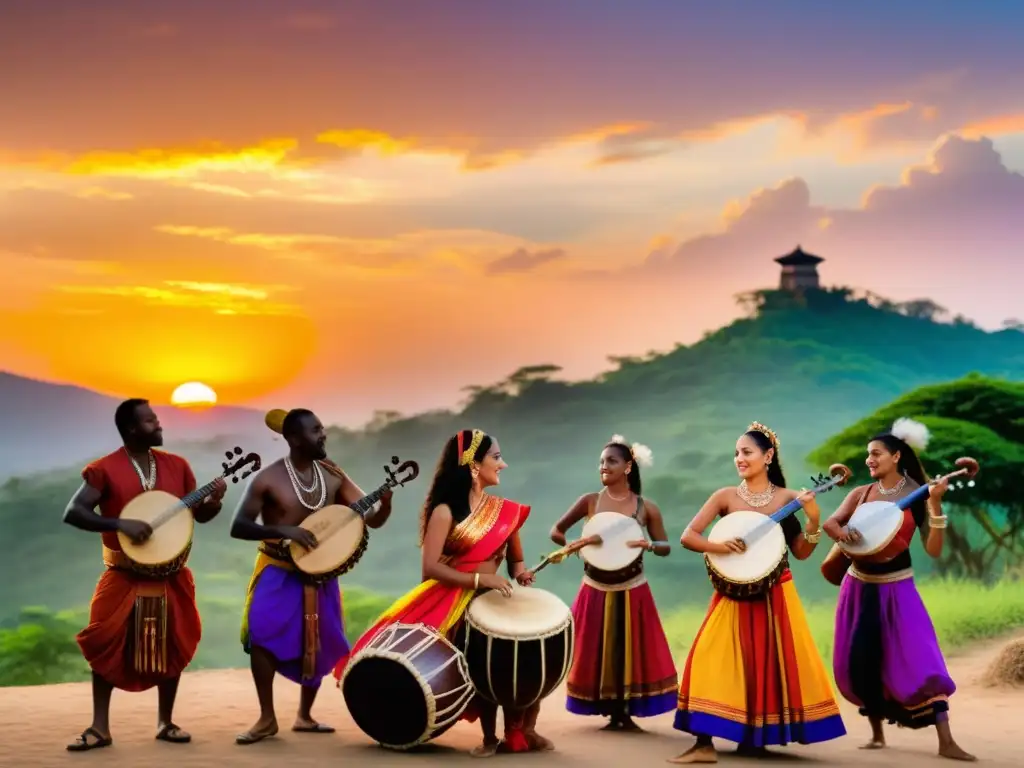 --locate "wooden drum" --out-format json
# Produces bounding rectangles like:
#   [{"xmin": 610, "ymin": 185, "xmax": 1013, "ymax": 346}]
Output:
[
  {"xmin": 341, "ymin": 623, "xmax": 474, "ymax": 750},
  {"xmin": 463, "ymin": 587, "xmax": 574, "ymax": 710}
]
